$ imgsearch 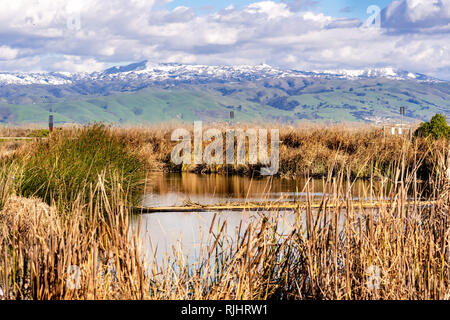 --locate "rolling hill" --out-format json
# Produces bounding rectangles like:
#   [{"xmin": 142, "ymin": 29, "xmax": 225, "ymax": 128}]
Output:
[{"xmin": 0, "ymin": 62, "xmax": 448, "ymax": 125}]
